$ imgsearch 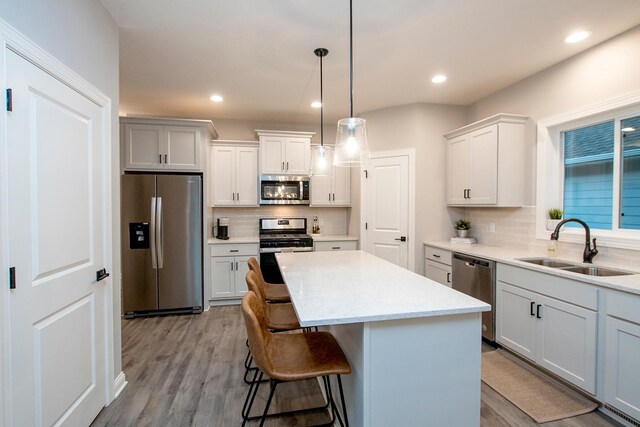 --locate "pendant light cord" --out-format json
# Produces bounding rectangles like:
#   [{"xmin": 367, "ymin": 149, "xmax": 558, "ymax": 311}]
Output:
[
  {"xmin": 320, "ymin": 52, "xmax": 324, "ymax": 147},
  {"xmin": 349, "ymin": 0, "xmax": 354, "ymax": 118}
]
